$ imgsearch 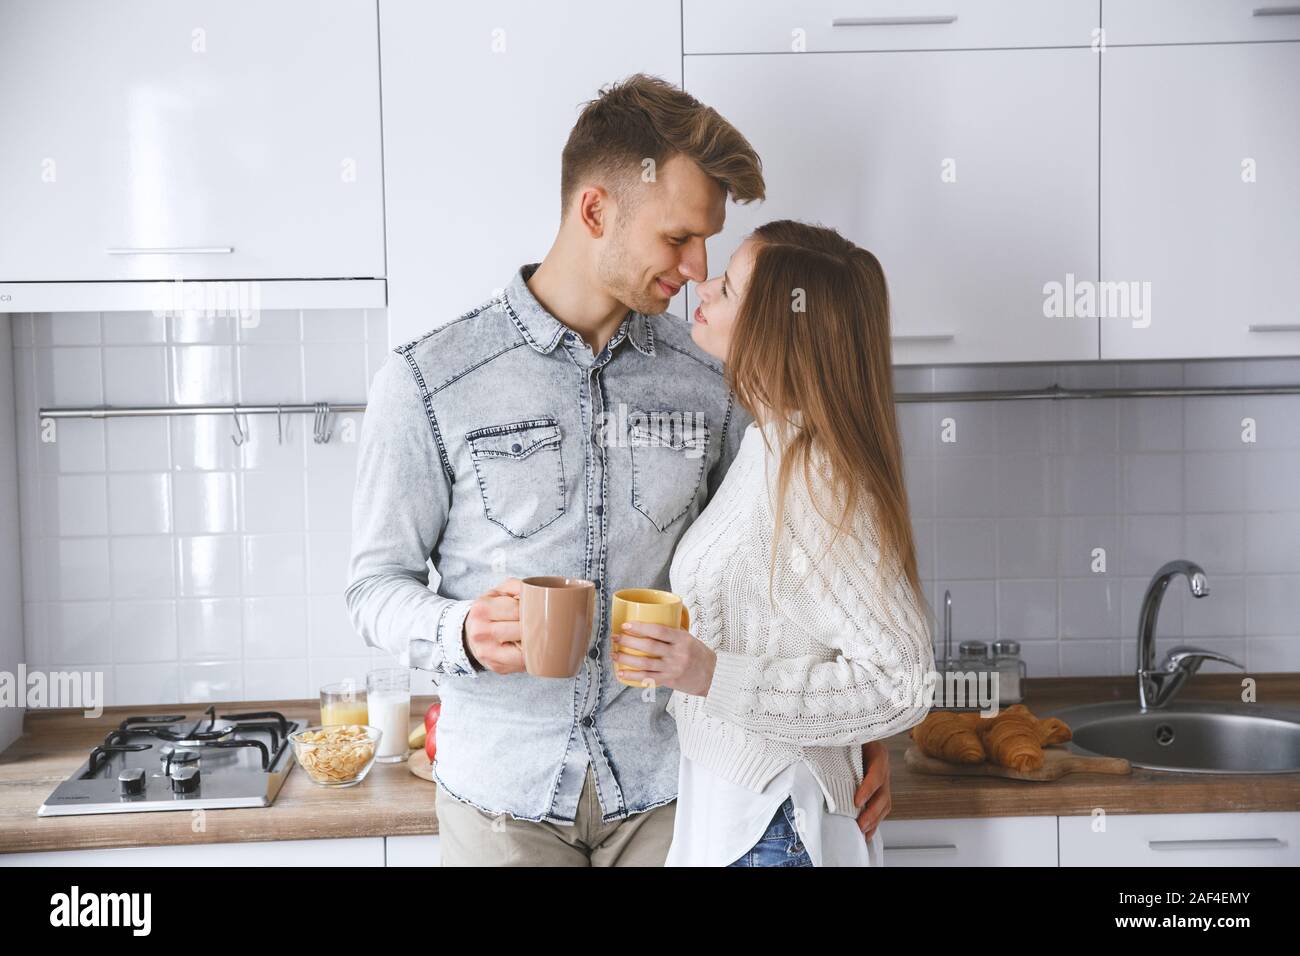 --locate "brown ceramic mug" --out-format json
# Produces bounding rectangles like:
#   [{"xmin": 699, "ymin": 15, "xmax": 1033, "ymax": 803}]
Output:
[{"xmin": 519, "ymin": 576, "xmax": 597, "ymax": 678}]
